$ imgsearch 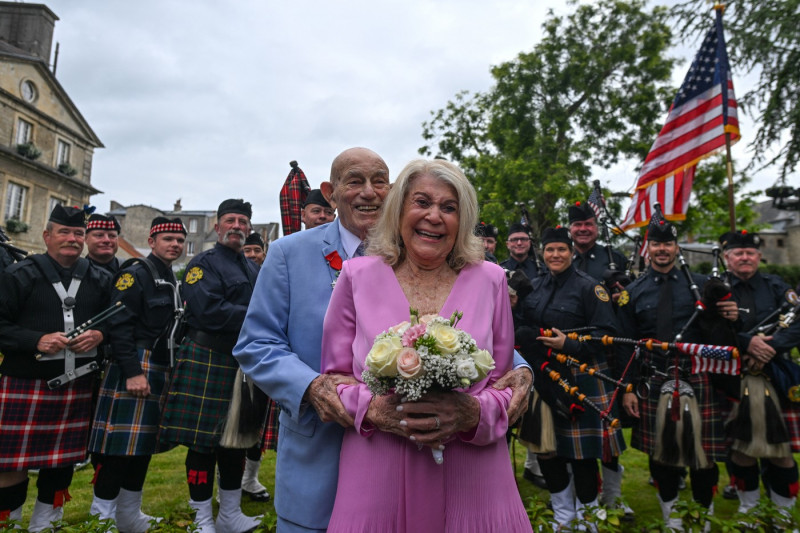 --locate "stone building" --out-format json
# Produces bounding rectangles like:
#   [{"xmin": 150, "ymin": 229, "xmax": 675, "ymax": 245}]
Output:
[
  {"xmin": 0, "ymin": 2, "xmax": 103, "ymax": 254},
  {"xmin": 752, "ymin": 199, "xmax": 800, "ymax": 266},
  {"xmin": 107, "ymin": 199, "xmax": 279, "ymax": 268}
]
